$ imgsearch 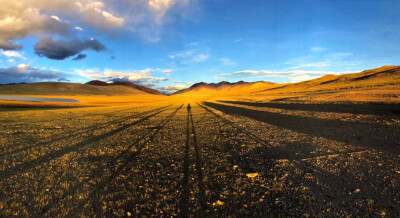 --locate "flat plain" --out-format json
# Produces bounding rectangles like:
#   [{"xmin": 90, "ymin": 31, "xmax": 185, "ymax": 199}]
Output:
[{"xmin": 1, "ymin": 95, "xmax": 400, "ymax": 216}]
